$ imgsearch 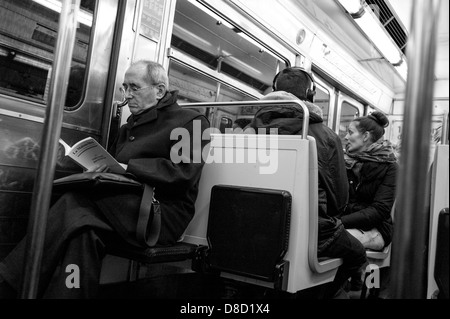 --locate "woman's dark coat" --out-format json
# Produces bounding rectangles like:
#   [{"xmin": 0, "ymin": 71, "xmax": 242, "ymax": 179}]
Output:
[{"xmin": 342, "ymin": 161, "xmax": 398, "ymax": 245}]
